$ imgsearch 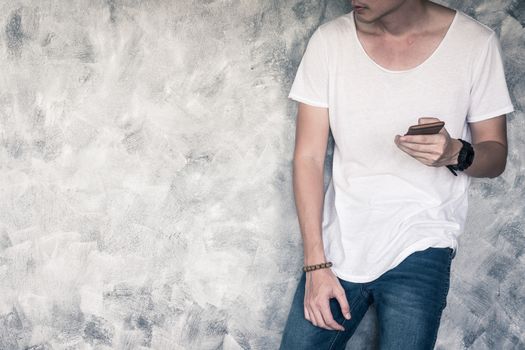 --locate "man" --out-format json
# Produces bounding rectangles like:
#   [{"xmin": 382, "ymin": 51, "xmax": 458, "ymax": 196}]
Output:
[{"xmin": 280, "ymin": 0, "xmax": 514, "ymax": 349}]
